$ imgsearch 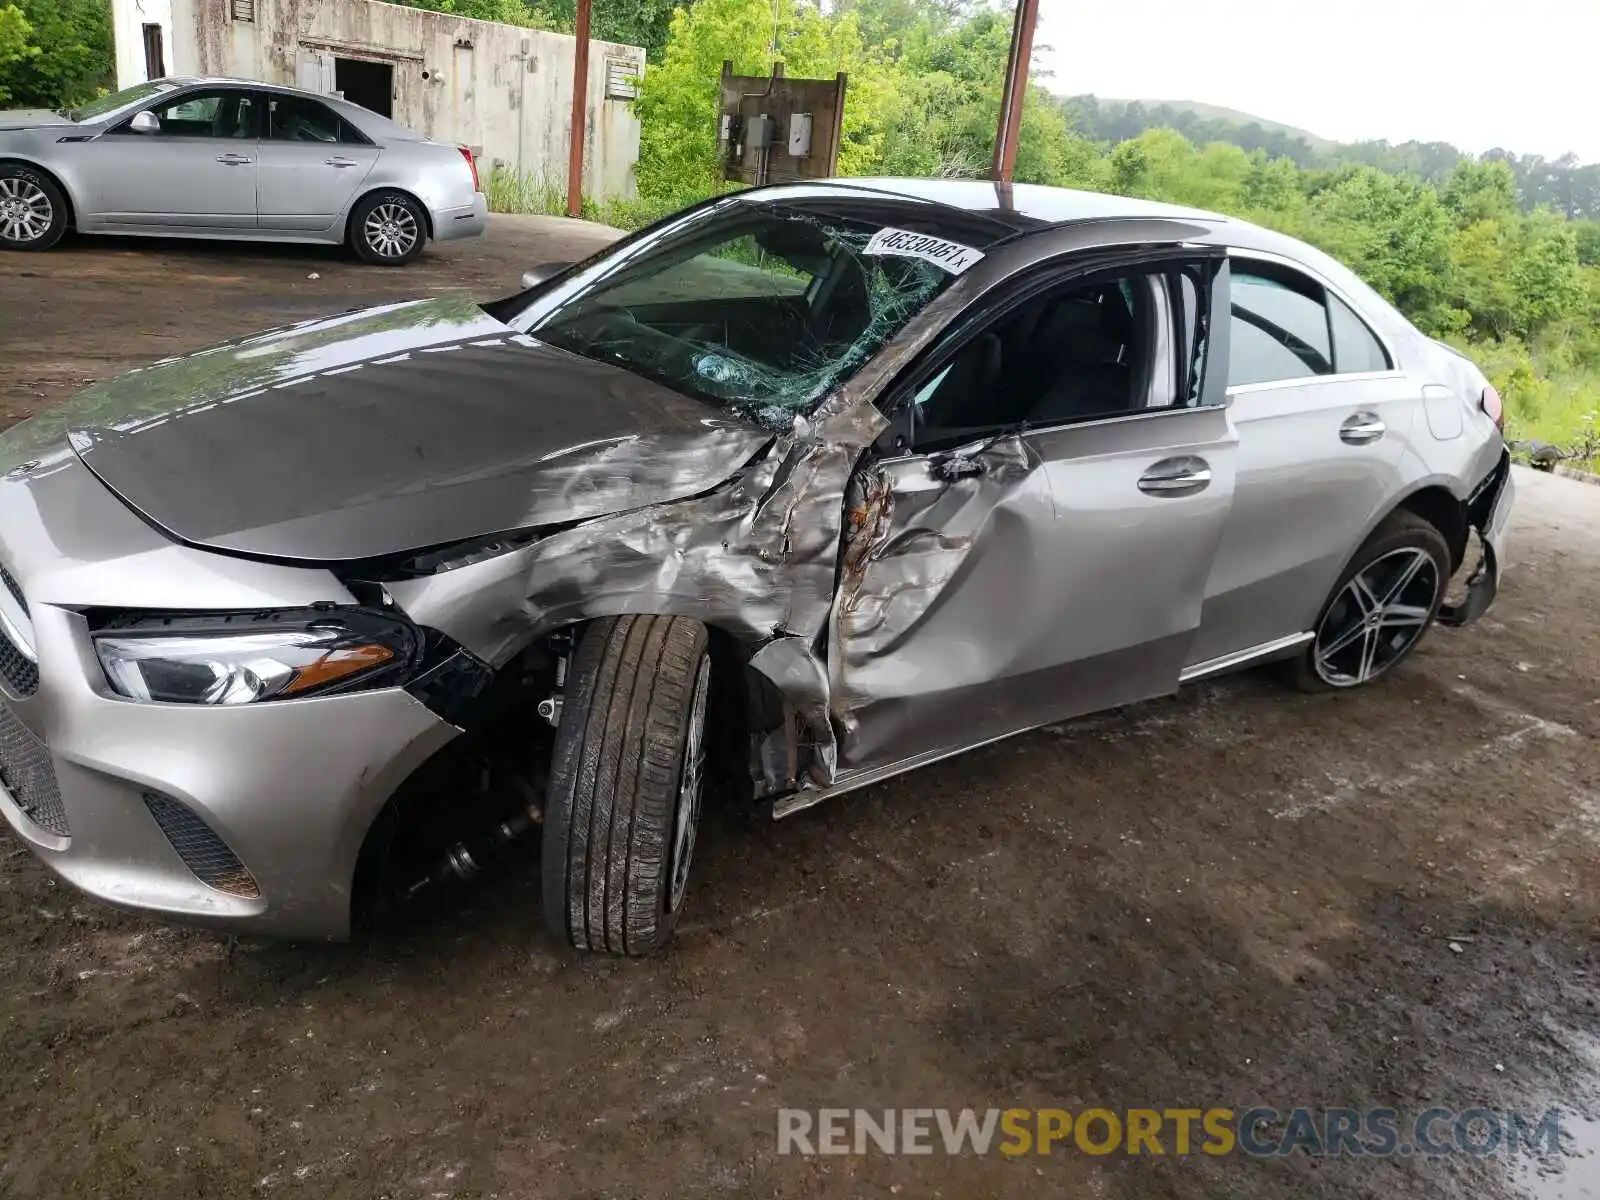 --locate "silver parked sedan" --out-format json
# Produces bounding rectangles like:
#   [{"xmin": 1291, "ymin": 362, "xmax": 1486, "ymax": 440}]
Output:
[
  {"xmin": 0, "ymin": 76, "xmax": 486, "ymax": 264},
  {"xmin": 0, "ymin": 181, "xmax": 1511, "ymax": 954}
]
